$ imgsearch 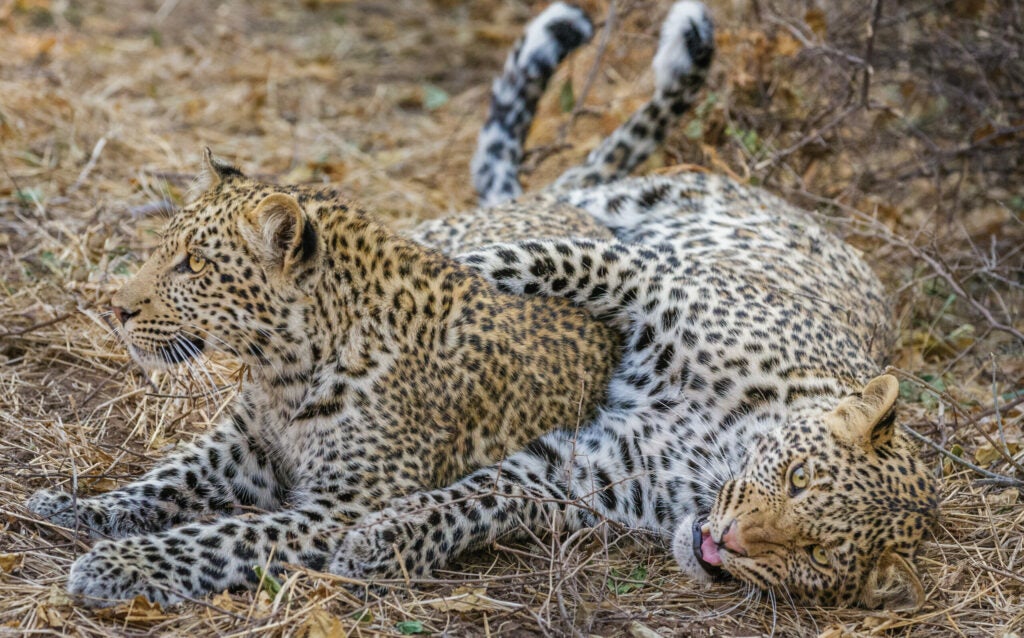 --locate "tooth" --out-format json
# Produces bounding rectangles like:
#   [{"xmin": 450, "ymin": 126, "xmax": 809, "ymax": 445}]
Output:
[{"xmin": 701, "ymin": 523, "xmax": 710, "ymax": 534}]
